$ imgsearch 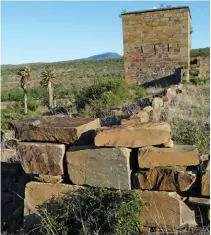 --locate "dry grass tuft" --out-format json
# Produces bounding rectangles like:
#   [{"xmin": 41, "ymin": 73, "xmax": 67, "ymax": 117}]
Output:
[{"xmin": 162, "ymin": 84, "xmax": 210, "ymax": 154}]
